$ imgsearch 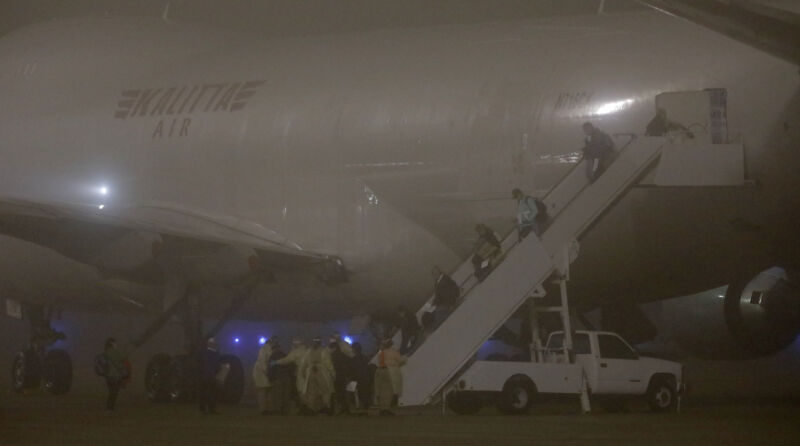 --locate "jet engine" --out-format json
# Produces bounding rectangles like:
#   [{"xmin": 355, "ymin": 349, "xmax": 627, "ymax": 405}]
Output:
[{"xmin": 631, "ymin": 267, "xmax": 800, "ymax": 359}]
